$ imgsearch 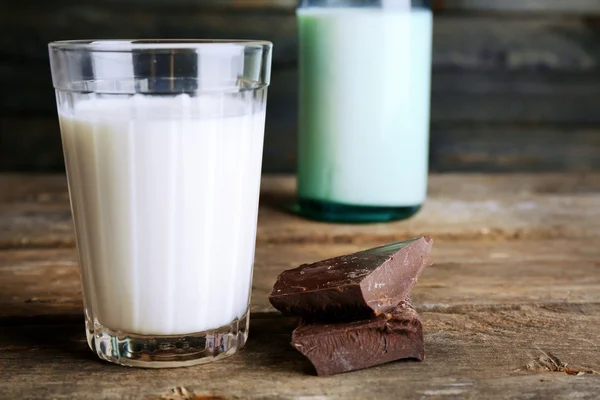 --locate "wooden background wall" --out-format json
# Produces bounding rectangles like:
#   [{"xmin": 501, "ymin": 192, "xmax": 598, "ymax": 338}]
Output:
[{"xmin": 2, "ymin": 0, "xmax": 600, "ymax": 173}]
